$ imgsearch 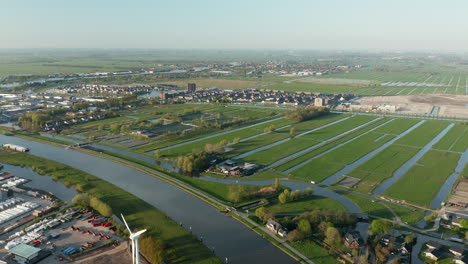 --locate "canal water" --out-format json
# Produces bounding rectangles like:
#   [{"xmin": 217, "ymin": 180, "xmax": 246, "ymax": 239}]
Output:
[
  {"xmin": 0, "ymin": 164, "xmax": 77, "ymax": 204},
  {"xmin": 0, "ymin": 135, "xmax": 297, "ymax": 264}
]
